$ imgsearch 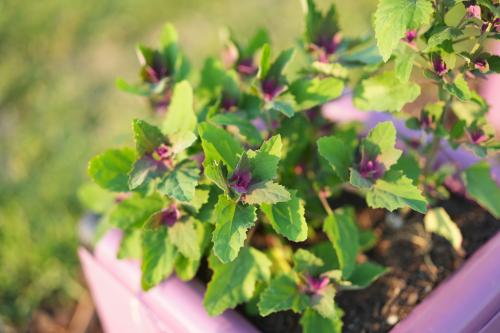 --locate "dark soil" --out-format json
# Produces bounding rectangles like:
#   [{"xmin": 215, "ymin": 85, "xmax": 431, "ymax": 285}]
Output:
[{"xmin": 243, "ymin": 194, "xmax": 499, "ymax": 333}]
